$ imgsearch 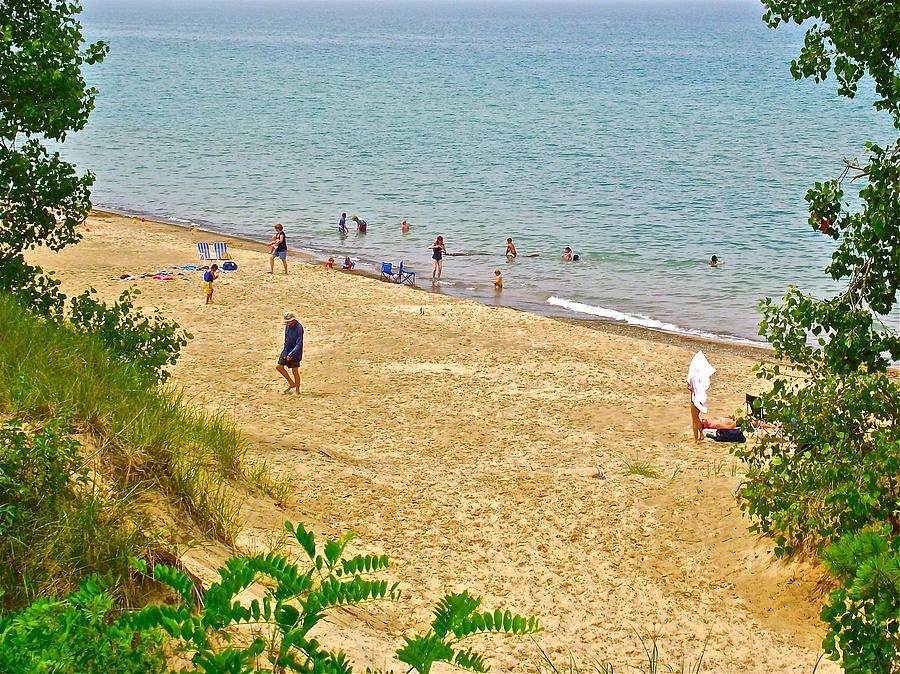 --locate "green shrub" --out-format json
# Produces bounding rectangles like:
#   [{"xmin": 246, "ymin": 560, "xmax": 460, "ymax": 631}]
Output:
[
  {"xmin": 820, "ymin": 531, "xmax": 900, "ymax": 674},
  {"xmin": 67, "ymin": 288, "xmax": 190, "ymax": 383},
  {"xmin": 0, "ymin": 292, "xmax": 245, "ymax": 543},
  {"xmin": 0, "ymin": 416, "xmax": 149, "ymax": 611},
  {"xmin": 128, "ymin": 521, "xmax": 540, "ymax": 674},
  {"xmin": 0, "ymin": 574, "xmax": 166, "ymax": 674}
]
